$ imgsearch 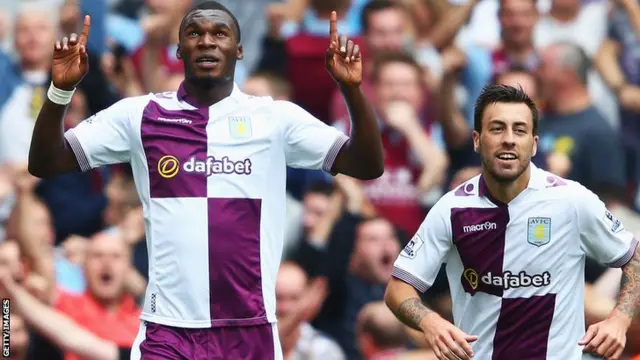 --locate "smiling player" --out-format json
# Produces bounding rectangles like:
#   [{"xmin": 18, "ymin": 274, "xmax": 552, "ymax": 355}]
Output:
[
  {"xmin": 27, "ymin": 1, "xmax": 384, "ymax": 359},
  {"xmin": 385, "ymin": 84, "xmax": 640, "ymax": 360}
]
